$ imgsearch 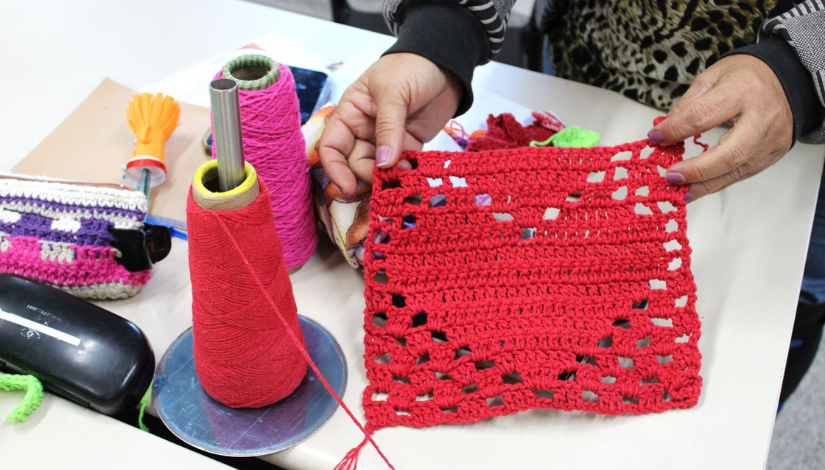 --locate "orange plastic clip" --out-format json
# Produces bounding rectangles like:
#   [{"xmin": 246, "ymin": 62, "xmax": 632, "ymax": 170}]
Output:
[{"xmin": 125, "ymin": 93, "xmax": 180, "ymax": 196}]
